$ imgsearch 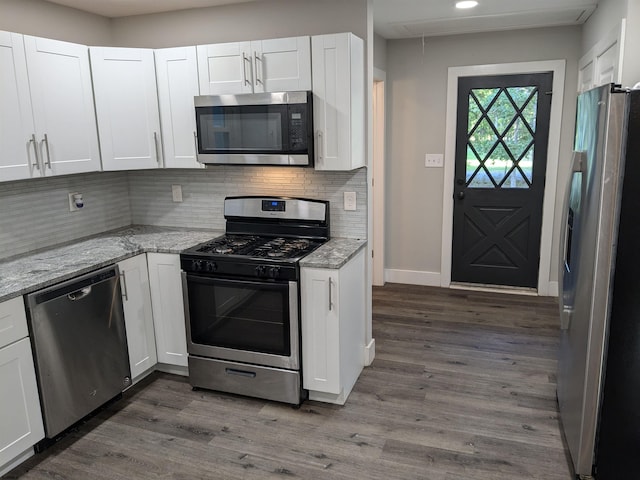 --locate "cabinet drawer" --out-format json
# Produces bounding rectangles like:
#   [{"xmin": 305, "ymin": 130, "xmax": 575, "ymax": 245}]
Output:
[{"xmin": 0, "ymin": 297, "xmax": 28, "ymax": 348}]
